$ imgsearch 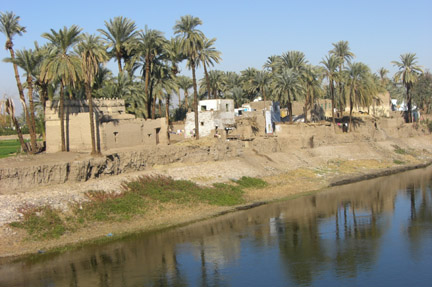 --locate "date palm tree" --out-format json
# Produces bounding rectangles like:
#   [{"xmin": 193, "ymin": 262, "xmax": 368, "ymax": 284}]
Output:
[
  {"xmin": 392, "ymin": 53, "xmax": 423, "ymax": 123},
  {"xmin": 198, "ymin": 37, "xmax": 222, "ymax": 98},
  {"xmin": 41, "ymin": 25, "xmax": 82, "ymax": 151},
  {"xmin": 4, "ymin": 98, "xmax": 27, "ymax": 152},
  {"xmin": 177, "ymin": 75, "xmax": 192, "ymax": 110},
  {"xmin": 346, "ymin": 62, "xmax": 375, "ymax": 130},
  {"xmin": 4, "ymin": 48, "xmax": 41, "ymax": 152},
  {"xmin": 98, "ymin": 16, "xmax": 139, "ymax": 74},
  {"xmin": 174, "ymin": 15, "xmax": 204, "ymax": 139},
  {"xmin": 76, "ymin": 34, "xmax": 109, "ymax": 155},
  {"xmin": 330, "ymin": 41, "xmax": 355, "ymax": 116},
  {"xmin": 136, "ymin": 27, "xmax": 167, "ymax": 118},
  {"xmin": 303, "ymin": 65, "xmax": 323, "ymax": 122},
  {"xmin": 253, "ymin": 70, "xmax": 271, "ymax": 105},
  {"xmin": 0, "ymin": 11, "xmax": 34, "ymax": 151},
  {"xmin": 272, "ymin": 68, "xmax": 303, "ymax": 122},
  {"xmin": 321, "ymin": 54, "xmax": 341, "ymax": 126}
]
